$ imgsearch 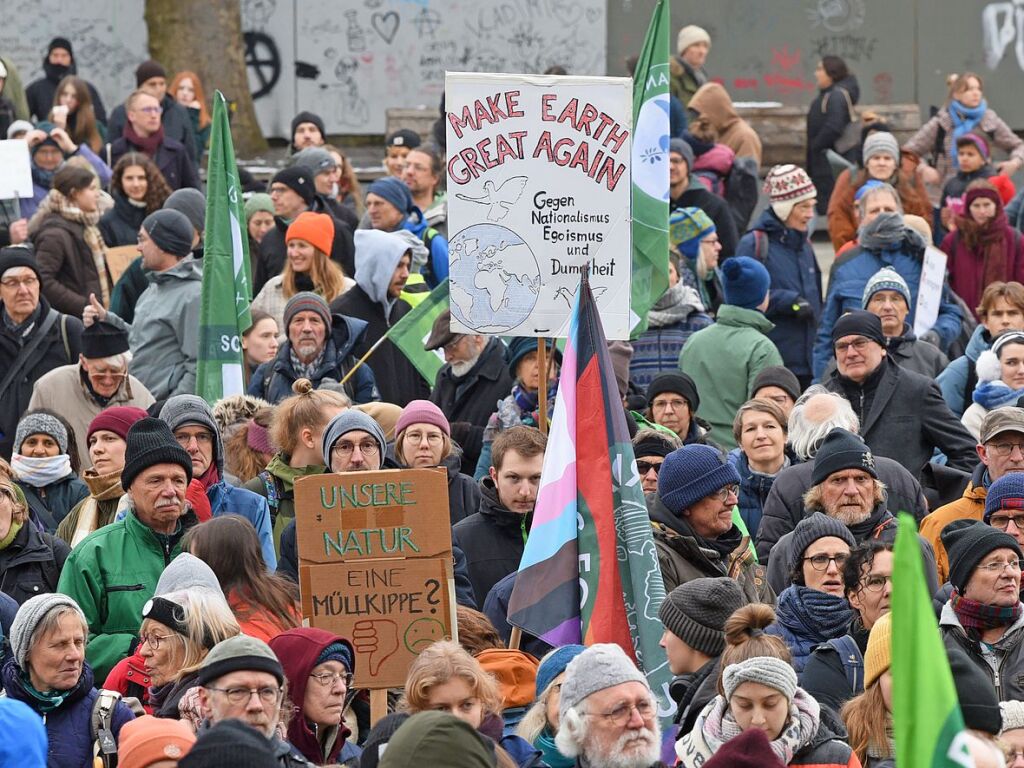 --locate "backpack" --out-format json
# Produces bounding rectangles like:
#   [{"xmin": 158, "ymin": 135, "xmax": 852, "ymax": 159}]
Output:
[
  {"xmin": 822, "ymin": 634, "xmax": 864, "ymax": 694},
  {"xmin": 752, "ymin": 230, "xmax": 769, "ymax": 263},
  {"xmin": 724, "ymin": 155, "xmax": 760, "ymax": 231},
  {"xmin": 92, "ymin": 688, "xmax": 123, "ymax": 767}
]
